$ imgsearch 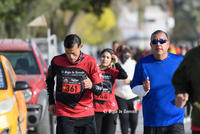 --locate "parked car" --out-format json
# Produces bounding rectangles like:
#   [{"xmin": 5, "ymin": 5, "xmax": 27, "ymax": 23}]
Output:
[
  {"xmin": 0, "ymin": 55, "xmax": 29, "ymax": 134},
  {"xmin": 0, "ymin": 39, "xmax": 54, "ymax": 134}
]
